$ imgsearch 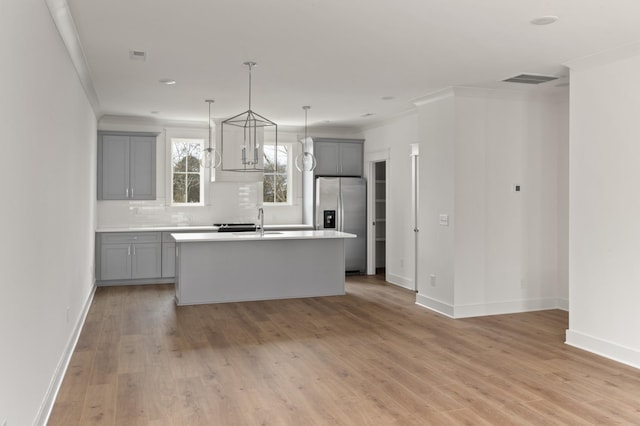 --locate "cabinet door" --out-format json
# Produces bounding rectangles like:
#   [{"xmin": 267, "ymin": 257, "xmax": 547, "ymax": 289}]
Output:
[
  {"xmin": 339, "ymin": 143, "xmax": 363, "ymax": 177},
  {"xmin": 131, "ymin": 243, "xmax": 162, "ymax": 279},
  {"xmin": 129, "ymin": 136, "xmax": 156, "ymax": 200},
  {"xmin": 99, "ymin": 135, "xmax": 130, "ymax": 199},
  {"xmin": 314, "ymin": 142, "xmax": 340, "ymax": 175},
  {"xmin": 100, "ymin": 243, "xmax": 132, "ymax": 281},
  {"xmin": 162, "ymin": 242, "xmax": 176, "ymax": 278}
]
